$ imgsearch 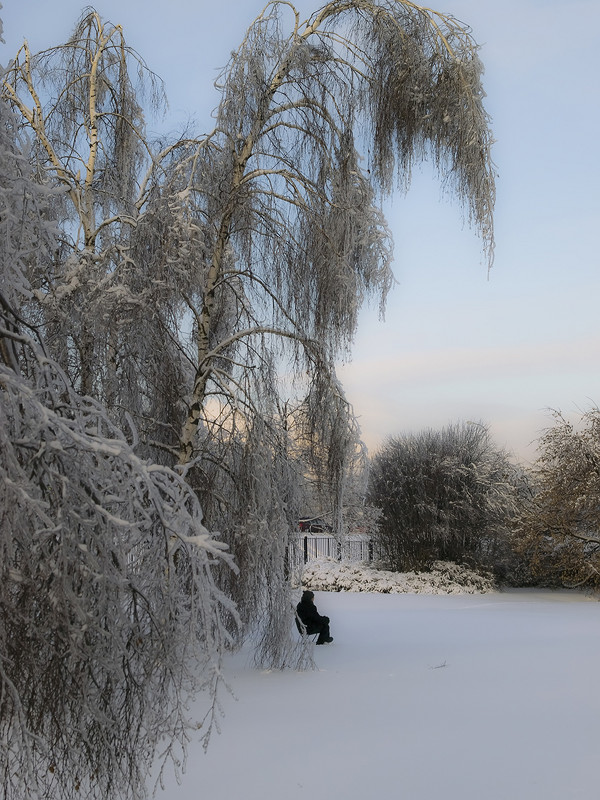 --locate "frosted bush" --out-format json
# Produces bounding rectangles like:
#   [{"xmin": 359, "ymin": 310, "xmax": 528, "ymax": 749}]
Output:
[{"xmin": 299, "ymin": 558, "xmax": 495, "ymax": 595}]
